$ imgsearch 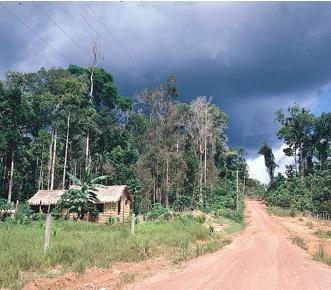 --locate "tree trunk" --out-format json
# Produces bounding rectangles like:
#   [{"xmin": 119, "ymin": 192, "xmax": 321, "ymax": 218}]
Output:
[
  {"xmin": 85, "ymin": 129, "xmax": 89, "ymax": 171},
  {"xmin": 50, "ymin": 129, "xmax": 57, "ymax": 190},
  {"xmin": 47, "ymin": 129, "xmax": 54, "ymax": 190},
  {"xmin": 199, "ymin": 150, "xmax": 203, "ymax": 202},
  {"xmin": 7, "ymin": 151, "xmax": 14, "ymax": 202},
  {"xmin": 3, "ymin": 158, "xmax": 7, "ymax": 179},
  {"xmin": 165, "ymin": 154, "xmax": 169, "ymax": 207},
  {"xmin": 62, "ymin": 113, "xmax": 70, "ymax": 189},
  {"xmin": 204, "ymin": 134, "xmax": 207, "ymax": 187},
  {"xmin": 38, "ymin": 147, "xmax": 44, "ymax": 190}
]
